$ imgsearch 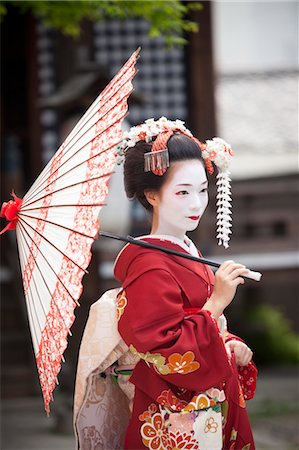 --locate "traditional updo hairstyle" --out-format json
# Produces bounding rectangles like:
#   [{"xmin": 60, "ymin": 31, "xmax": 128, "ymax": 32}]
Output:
[{"xmin": 124, "ymin": 133, "xmax": 205, "ymax": 211}]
